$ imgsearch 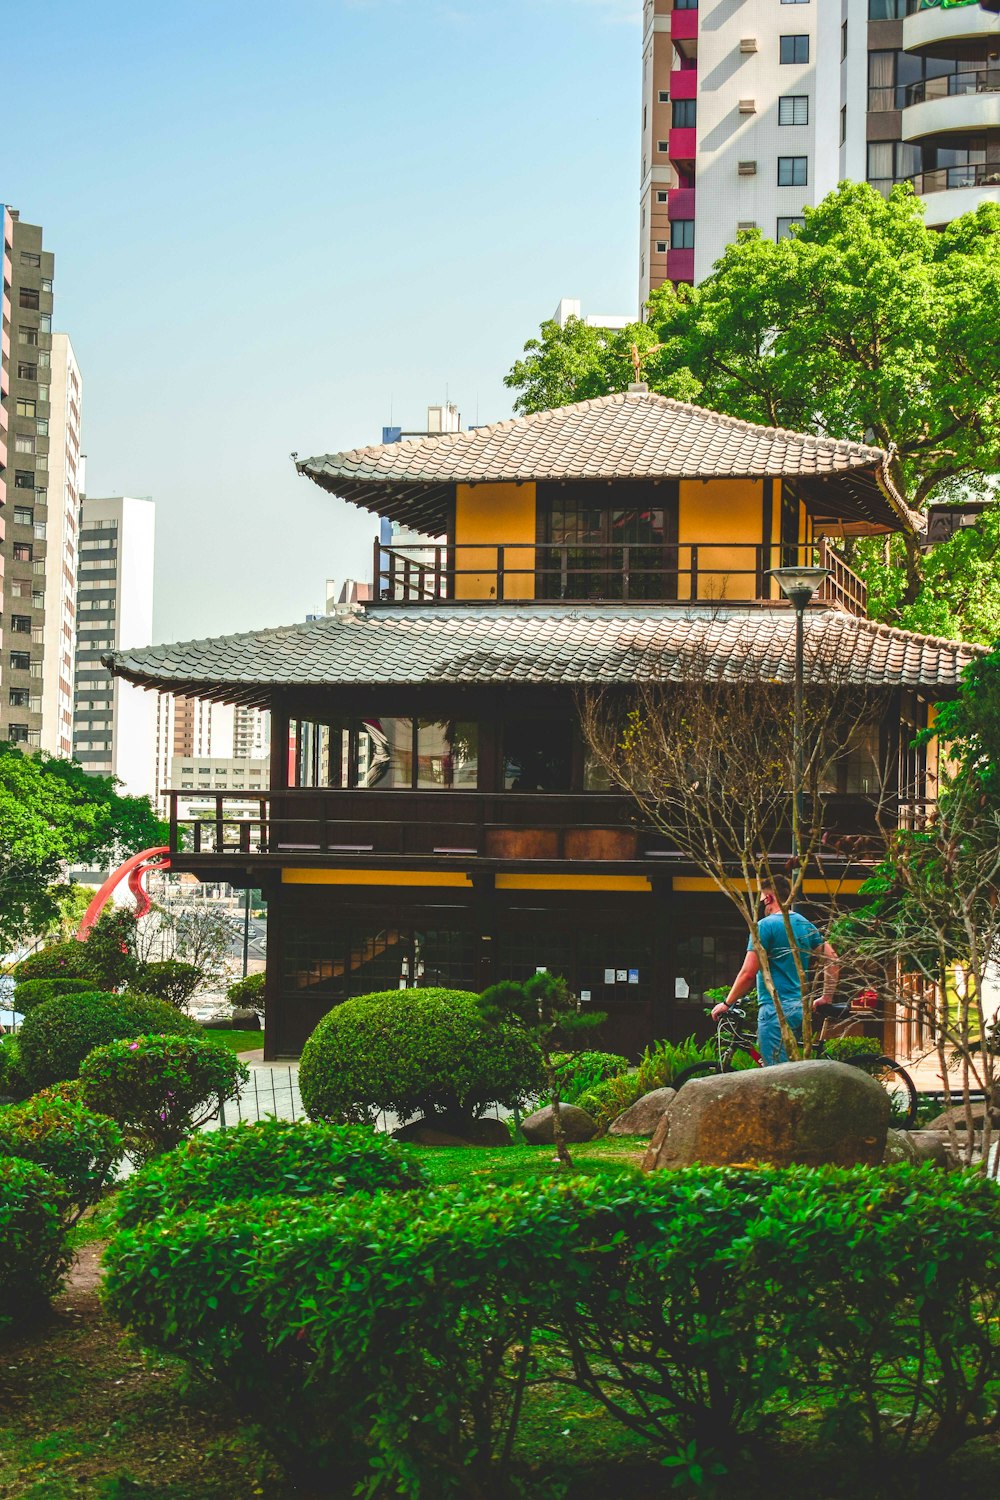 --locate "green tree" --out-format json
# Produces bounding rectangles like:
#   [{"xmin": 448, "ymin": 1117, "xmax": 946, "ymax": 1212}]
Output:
[
  {"xmin": 505, "ymin": 184, "xmax": 1000, "ymax": 642},
  {"xmin": 0, "ymin": 744, "xmax": 167, "ymax": 956}
]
